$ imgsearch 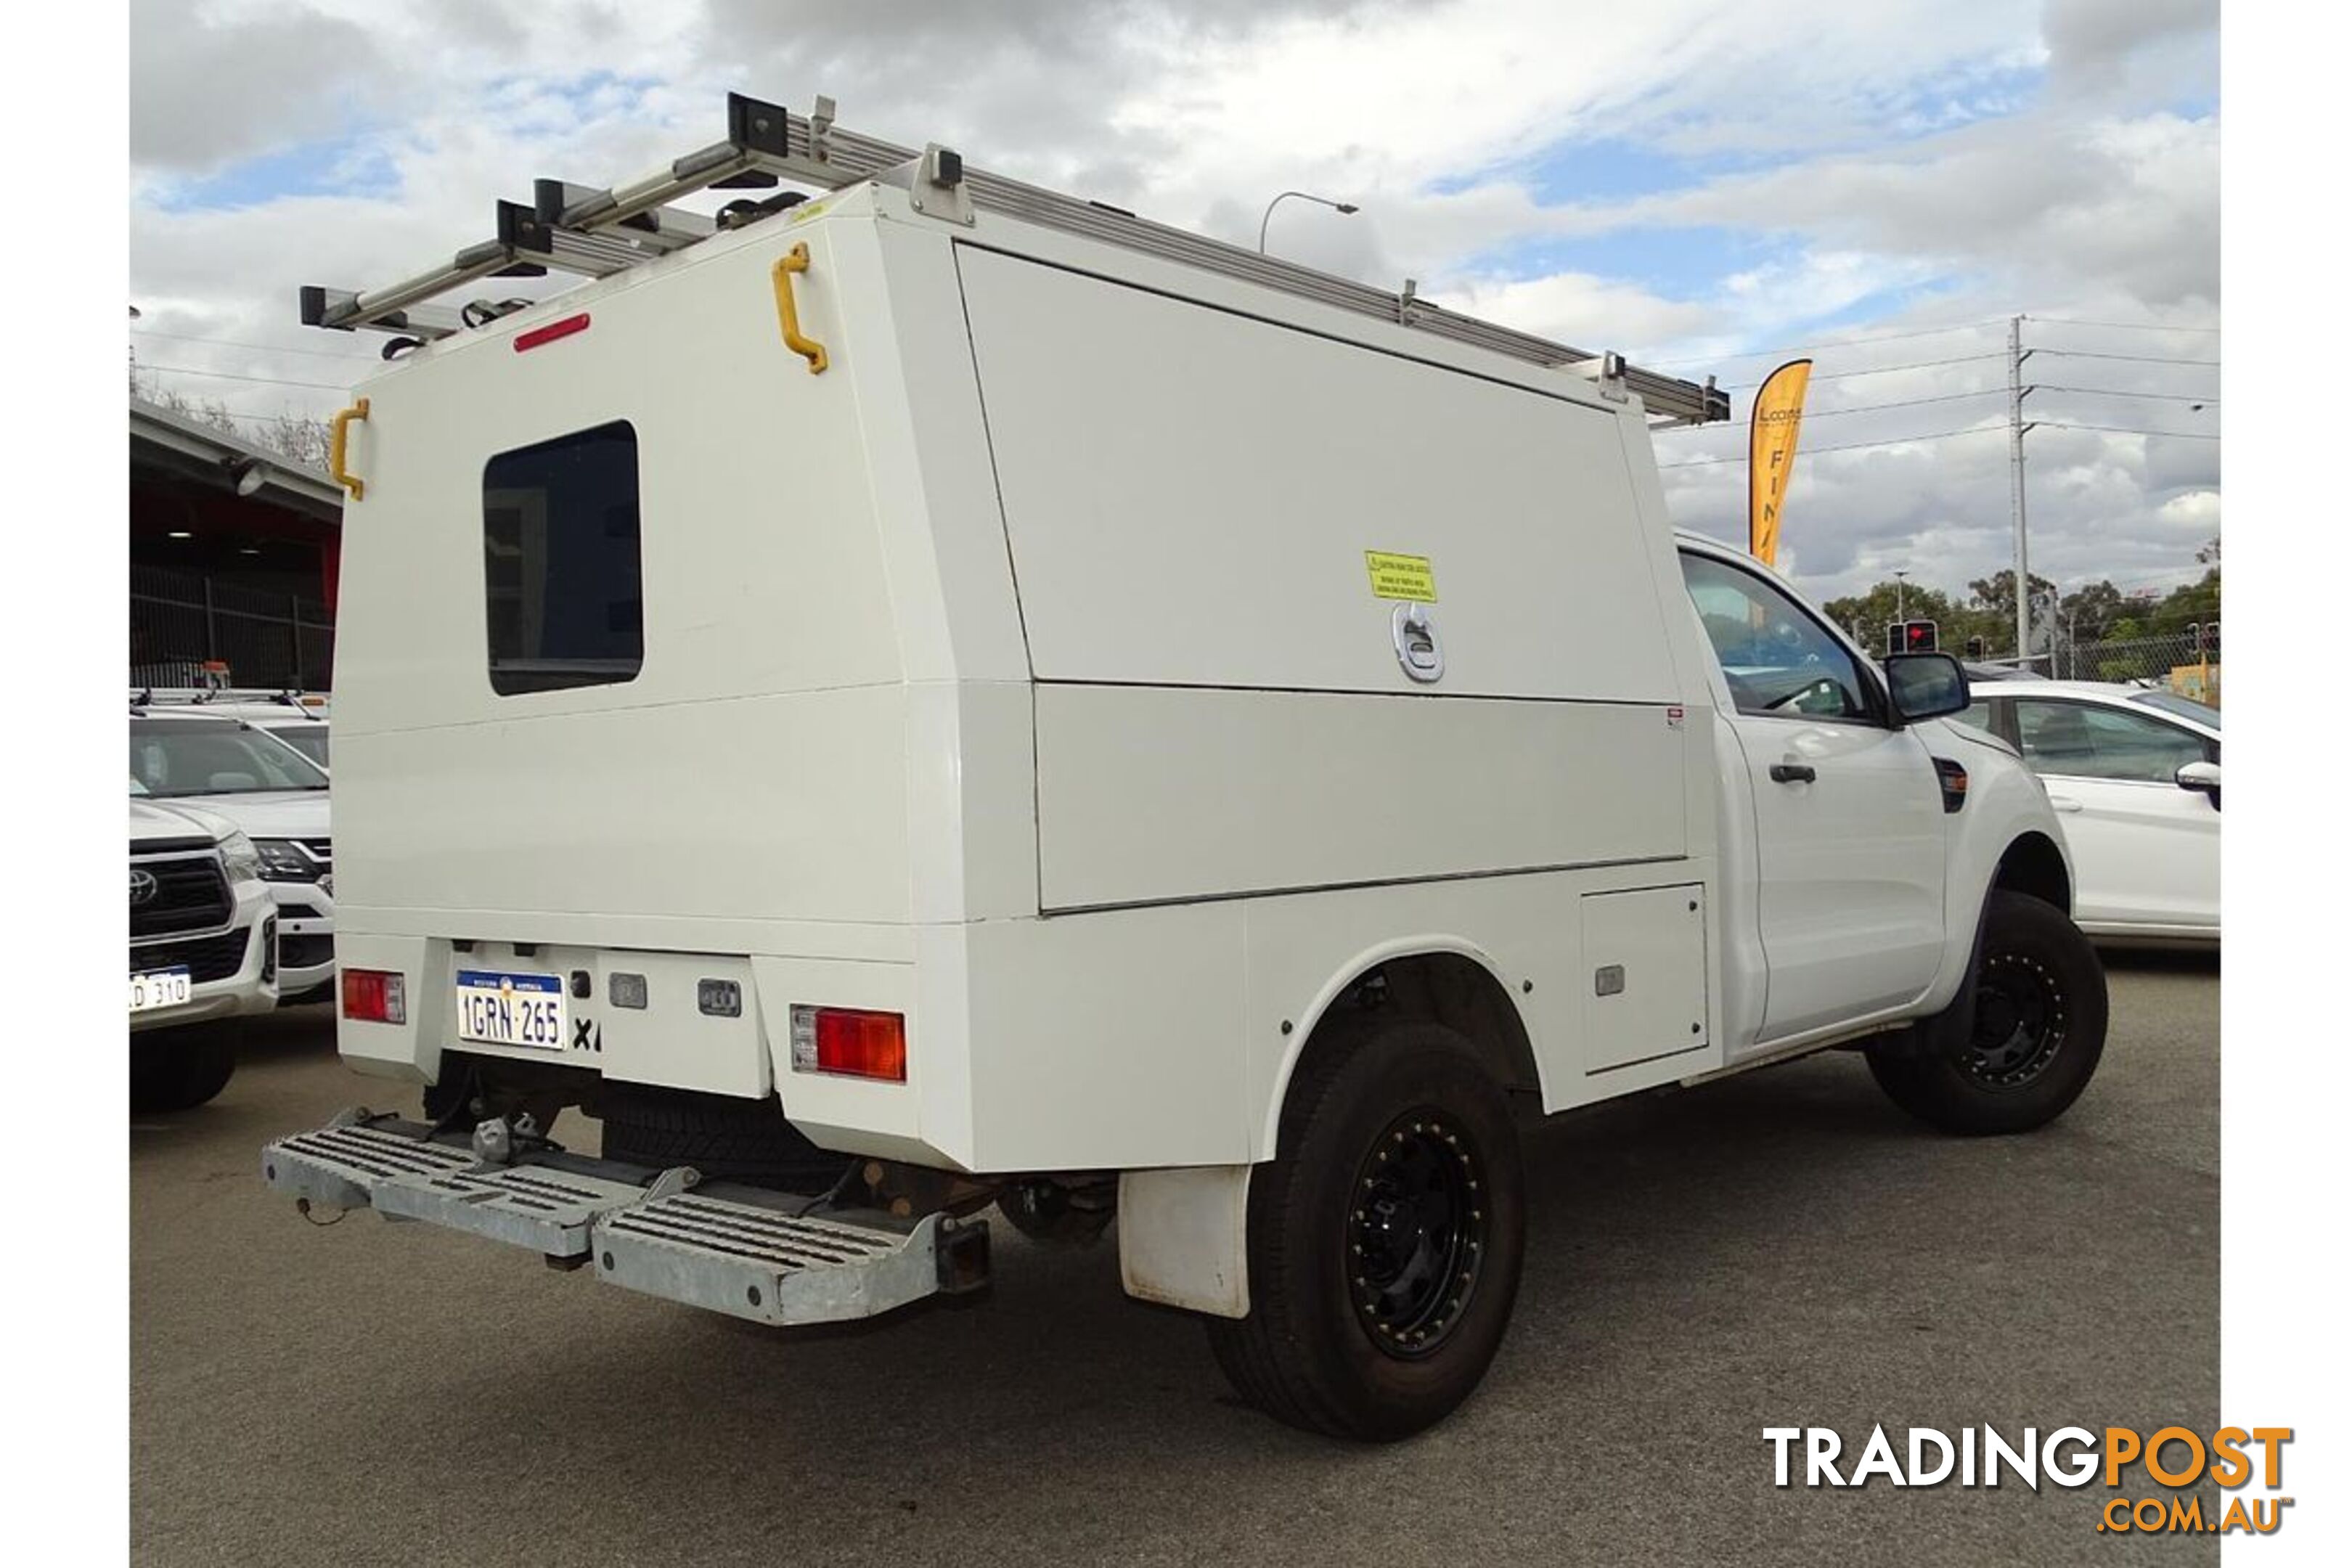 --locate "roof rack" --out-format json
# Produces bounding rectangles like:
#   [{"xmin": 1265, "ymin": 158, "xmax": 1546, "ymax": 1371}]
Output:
[{"xmin": 299, "ymin": 92, "xmax": 1728, "ymax": 427}]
